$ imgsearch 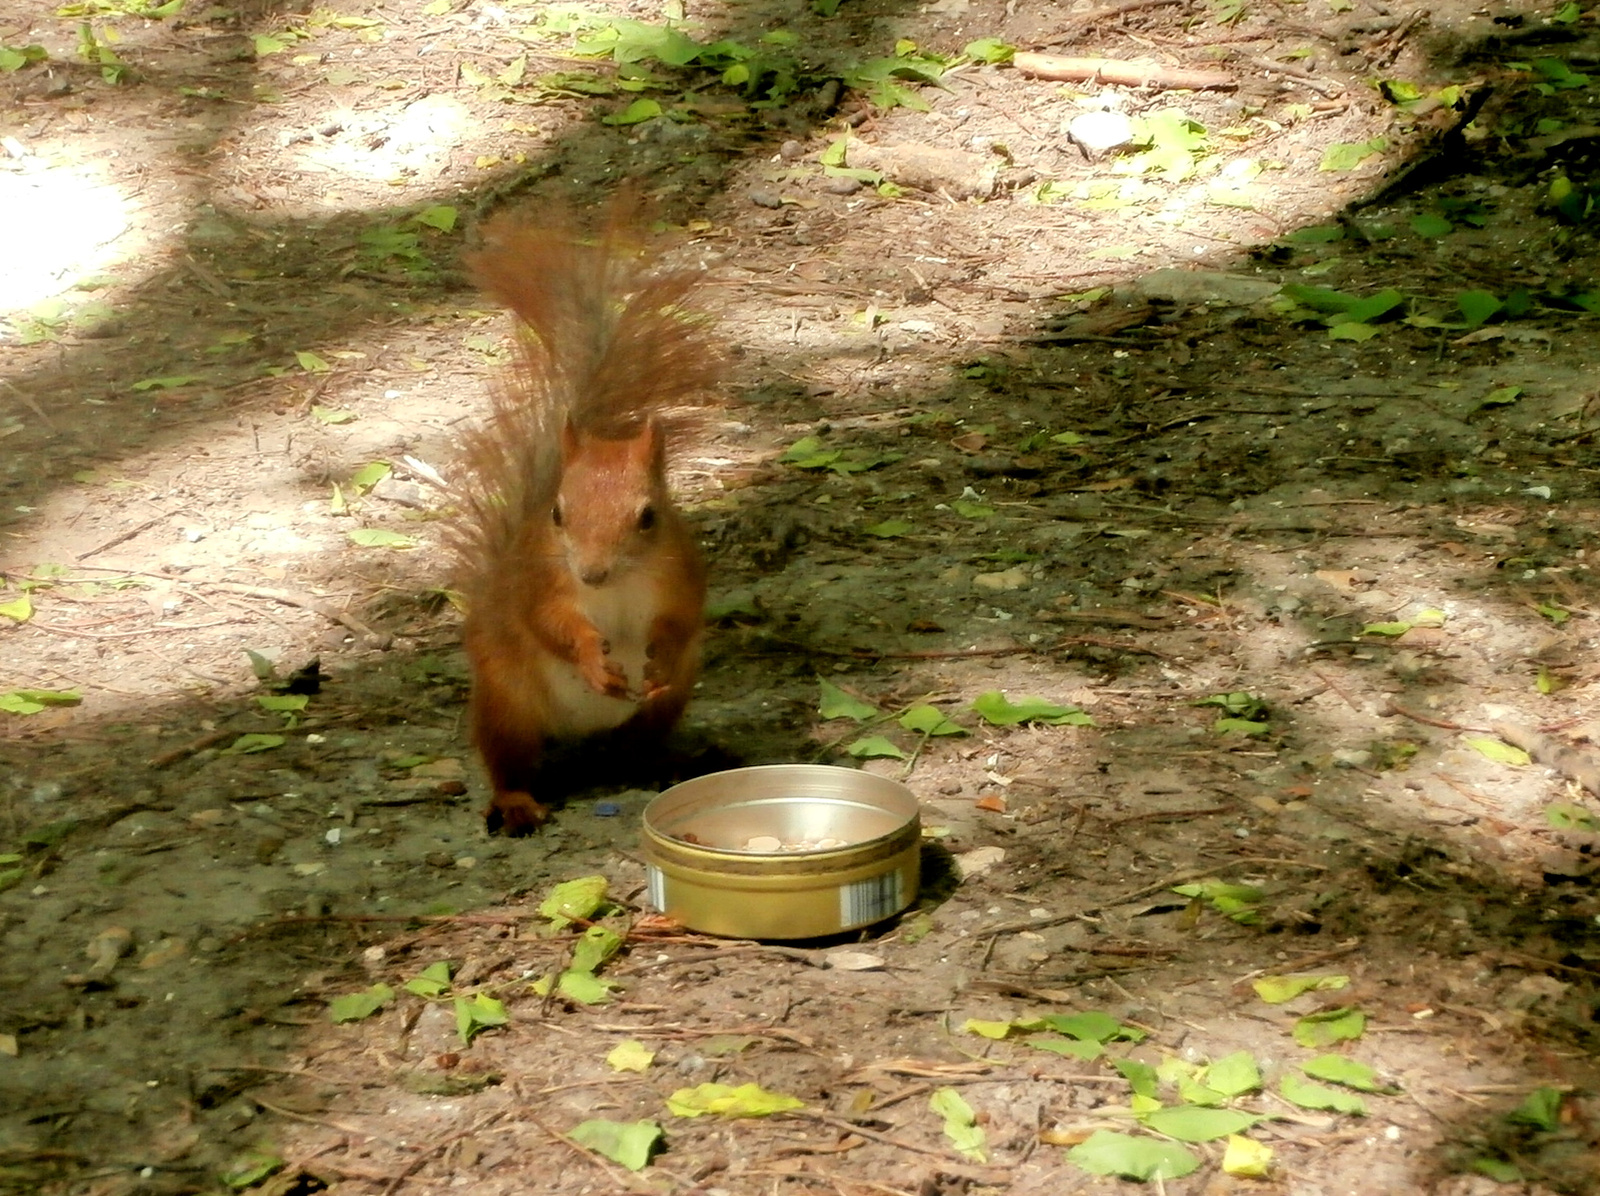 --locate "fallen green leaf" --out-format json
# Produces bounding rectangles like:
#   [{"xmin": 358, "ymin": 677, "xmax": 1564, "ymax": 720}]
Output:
[
  {"xmin": 1068, "ymin": 1130, "xmax": 1200, "ymax": 1180},
  {"xmin": 818, "ymin": 678, "xmax": 880, "ymax": 722},
  {"xmin": 1101, "ymin": 1059, "xmax": 1154, "ymax": 1097},
  {"xmin": 219, "ymin": 733, "xmax": 286, "ymax": 755},
  {"xmin": 846, "ymin": 735, "xmax": 907, "ymax": 759},
  {"xmin": 1252, "ymin": 974, "xmax": 1349, "ymax": 1004},
  {"xmin": 1302, "ymin": 1054, "xmax": 1397, "ymax": 1093},
  {"xmin": 899, "ymin": 705, "xmax": 967, "ymax": 736},
  {"xmin": 971, "ymin": 691, "xmax": 1093, "ymax": 726},
  {"xmin": 1462, "ymin": 736, "xmax": 1531, "ymax": 767},
  {"xmin": 1143, "ymin": 1105, "xmax": 1260, "ymax": 1142},
  {"xmin": 1279, "ymin": 1071, "xmax": 1368, "ymax": 1113},
  {"xmin": 1026, "ymin": 1035, "xmax": 1102, "ymax": 1060},
  {"xmin": 606, "ymin": 1040, "xmax": 655, "ymax": 1072},
  {"xmin": 403, "ymin": 961, "xmax": 453, "ymax": 998},
  {"xmin": 455, "ymin": 993, "xmax": 508, "ymax": 1043},
  {"xmin": 539, "ymin": 875, "xmax": 610, "ymax": 928},
  {"xmin": 931, "ymin": 1087, "xmax": 988, "ymax": 1162},
  {"xmin": 567, "ymin": 1119, "xmax": 661, "ymax": 1171},
  {"xmin": 666, "ymin": 1081, "xmax": 804, "ymax": 1118},
  {"xmin": 330, "ymin": 983, "xmax": 394, "ymax": 1023},
  {"xmin": 1292, "ymin": 1007, "xmax": 1366, "ymax": 1048},
  {"xmin": 1040, "ymin": 1010, "xmax": 1144, "ymax": 1043},
  {"xmin": 1362, "ymin": 622, "xmax": 1412, "ymax": 637},
  {"xmin": 1508, "ymin": 1086, "xmax": 1563, "ymax": 1131},
  {"xmin": 347, "ymin": 528, "xmax": 416, "ymax": 549},
  {"xmin": 571, "ymin": 924, "xmax": 624, "ymax": 973},
  {"xmin": 1546, "ymin": 802, "xmax": 1600, "ymax": 831},
  {"xmin": 1222, "ymin": 1133, "xmax": 1273, "ymax": 1177},
  {"xmin": 556, "ymin": 968, "xmax": 617, "ymax": 1005},
  {"xmin": 1204, "ymin": 1051, "xmax": 1262, "ymax": 1097}
]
